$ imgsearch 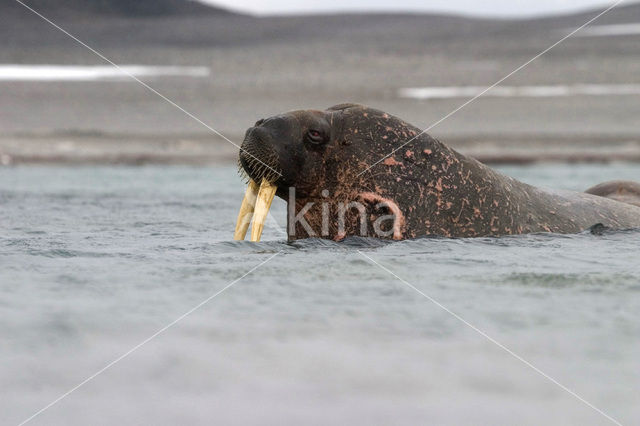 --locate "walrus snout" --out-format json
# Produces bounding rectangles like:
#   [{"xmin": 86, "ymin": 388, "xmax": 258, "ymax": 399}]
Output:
[
  {"xmin": 236, "ymin": 114, "xmax": 307, "ymax": 242},
  {"xmin": 239, "ymin": 126, "xmax": 282, "ymax": 184}
]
